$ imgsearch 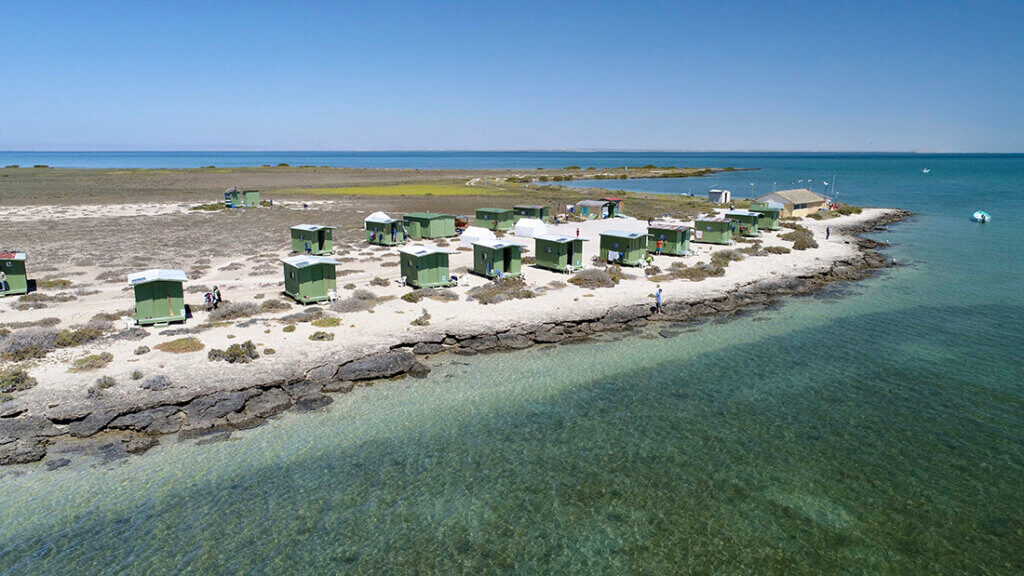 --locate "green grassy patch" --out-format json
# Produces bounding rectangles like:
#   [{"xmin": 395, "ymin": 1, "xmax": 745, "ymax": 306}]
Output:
[
  {"xmin": 70, "ymin": 352, "xmax": 114, "ymax": 372},
  {"xmin": 275, "ymin": 184, "xmax": 510, "ymax": 197},
  {"xmin": 154, "ymin": 337, "xmax": 205, "ymax": 354}
]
